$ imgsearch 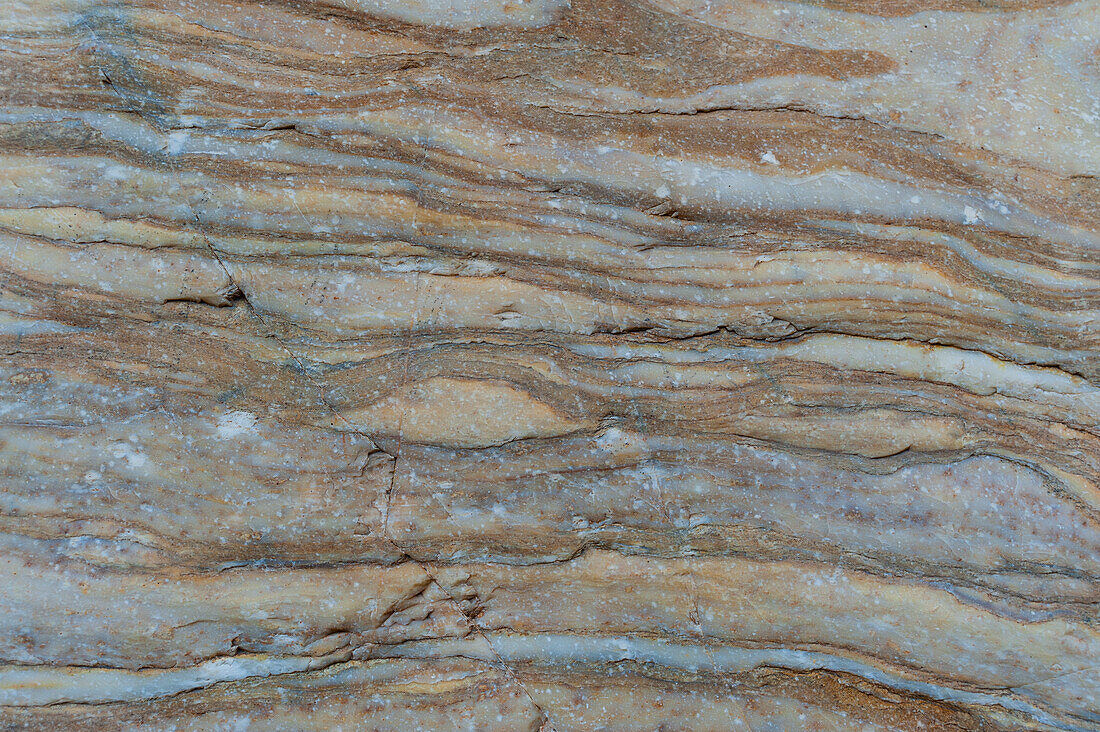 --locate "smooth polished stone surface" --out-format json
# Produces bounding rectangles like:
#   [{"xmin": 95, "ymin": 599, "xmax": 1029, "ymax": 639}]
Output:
[{"xmin": 1, "ymin": 0, "xmax": 1098, "ymax": 729}]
